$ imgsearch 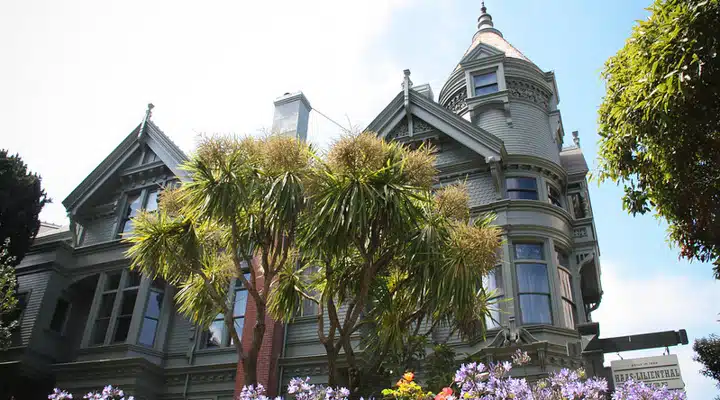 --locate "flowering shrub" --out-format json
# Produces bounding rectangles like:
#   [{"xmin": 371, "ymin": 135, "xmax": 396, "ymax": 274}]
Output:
[
  {"xmin": 381, "ymin": 372, "xmax": 433, "ymax": 400},
  {"xmin": 48, "ymin": 386, "xmax": 134, "ymax": 400},
  {"xmin": 50, "ymin": 352, "xmax": 686, "ymax": 400}
]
